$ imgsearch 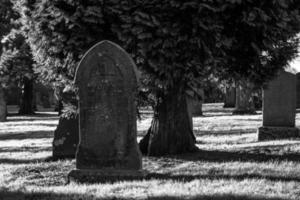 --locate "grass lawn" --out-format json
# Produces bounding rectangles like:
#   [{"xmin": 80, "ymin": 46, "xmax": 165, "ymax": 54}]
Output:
[{"xmin": 0, "ymin": 103, "xmax": 300, "ymax": 200}]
